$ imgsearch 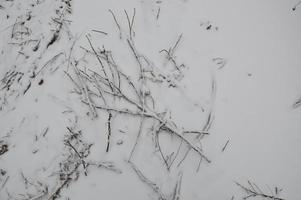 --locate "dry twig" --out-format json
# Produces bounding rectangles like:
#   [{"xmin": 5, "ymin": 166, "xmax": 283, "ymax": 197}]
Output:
[
  {"xmin": 124, "ymin": 8, "xmax": 136, "ymax": 40},
  {"xmin": 109, "ymin": 9, "xmax": 122, "ymax": 39},
  {"xmin": 128, "ymin": 160, "xmax": 167, "ymax": 200},
  {"xmin": 106, "ymin": 113, "xmax": 113, "ymax": 152},
  {"xmin": 235, "ymin": 181, "xmax": 285, "ymax": 200},
  {"xmin": 222, "ymin": 139, "xmax": 230, "ymax": 152}
]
